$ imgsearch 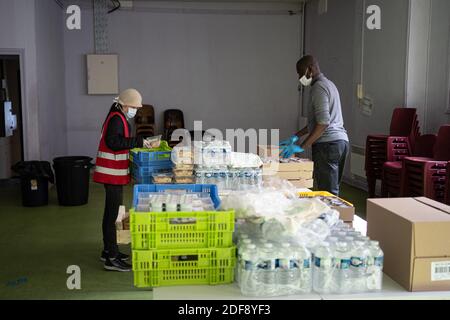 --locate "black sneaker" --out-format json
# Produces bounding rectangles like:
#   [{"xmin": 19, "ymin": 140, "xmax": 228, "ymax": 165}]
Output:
[
  {"xmin": 100, "ymin": 250, "xmax": 130, "ymax": 262},
  {"xmin": 104, "ymin": 258, "xmax": 132, "ymax": 272}
]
